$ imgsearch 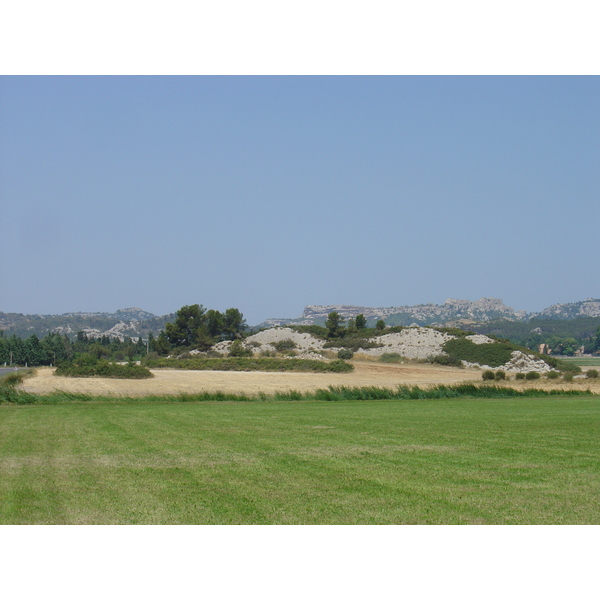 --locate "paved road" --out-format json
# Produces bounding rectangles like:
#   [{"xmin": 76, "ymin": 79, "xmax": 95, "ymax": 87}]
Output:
[{"xmin": 0, "ymin": 367, "xmax": 24, "ymax": 377}]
